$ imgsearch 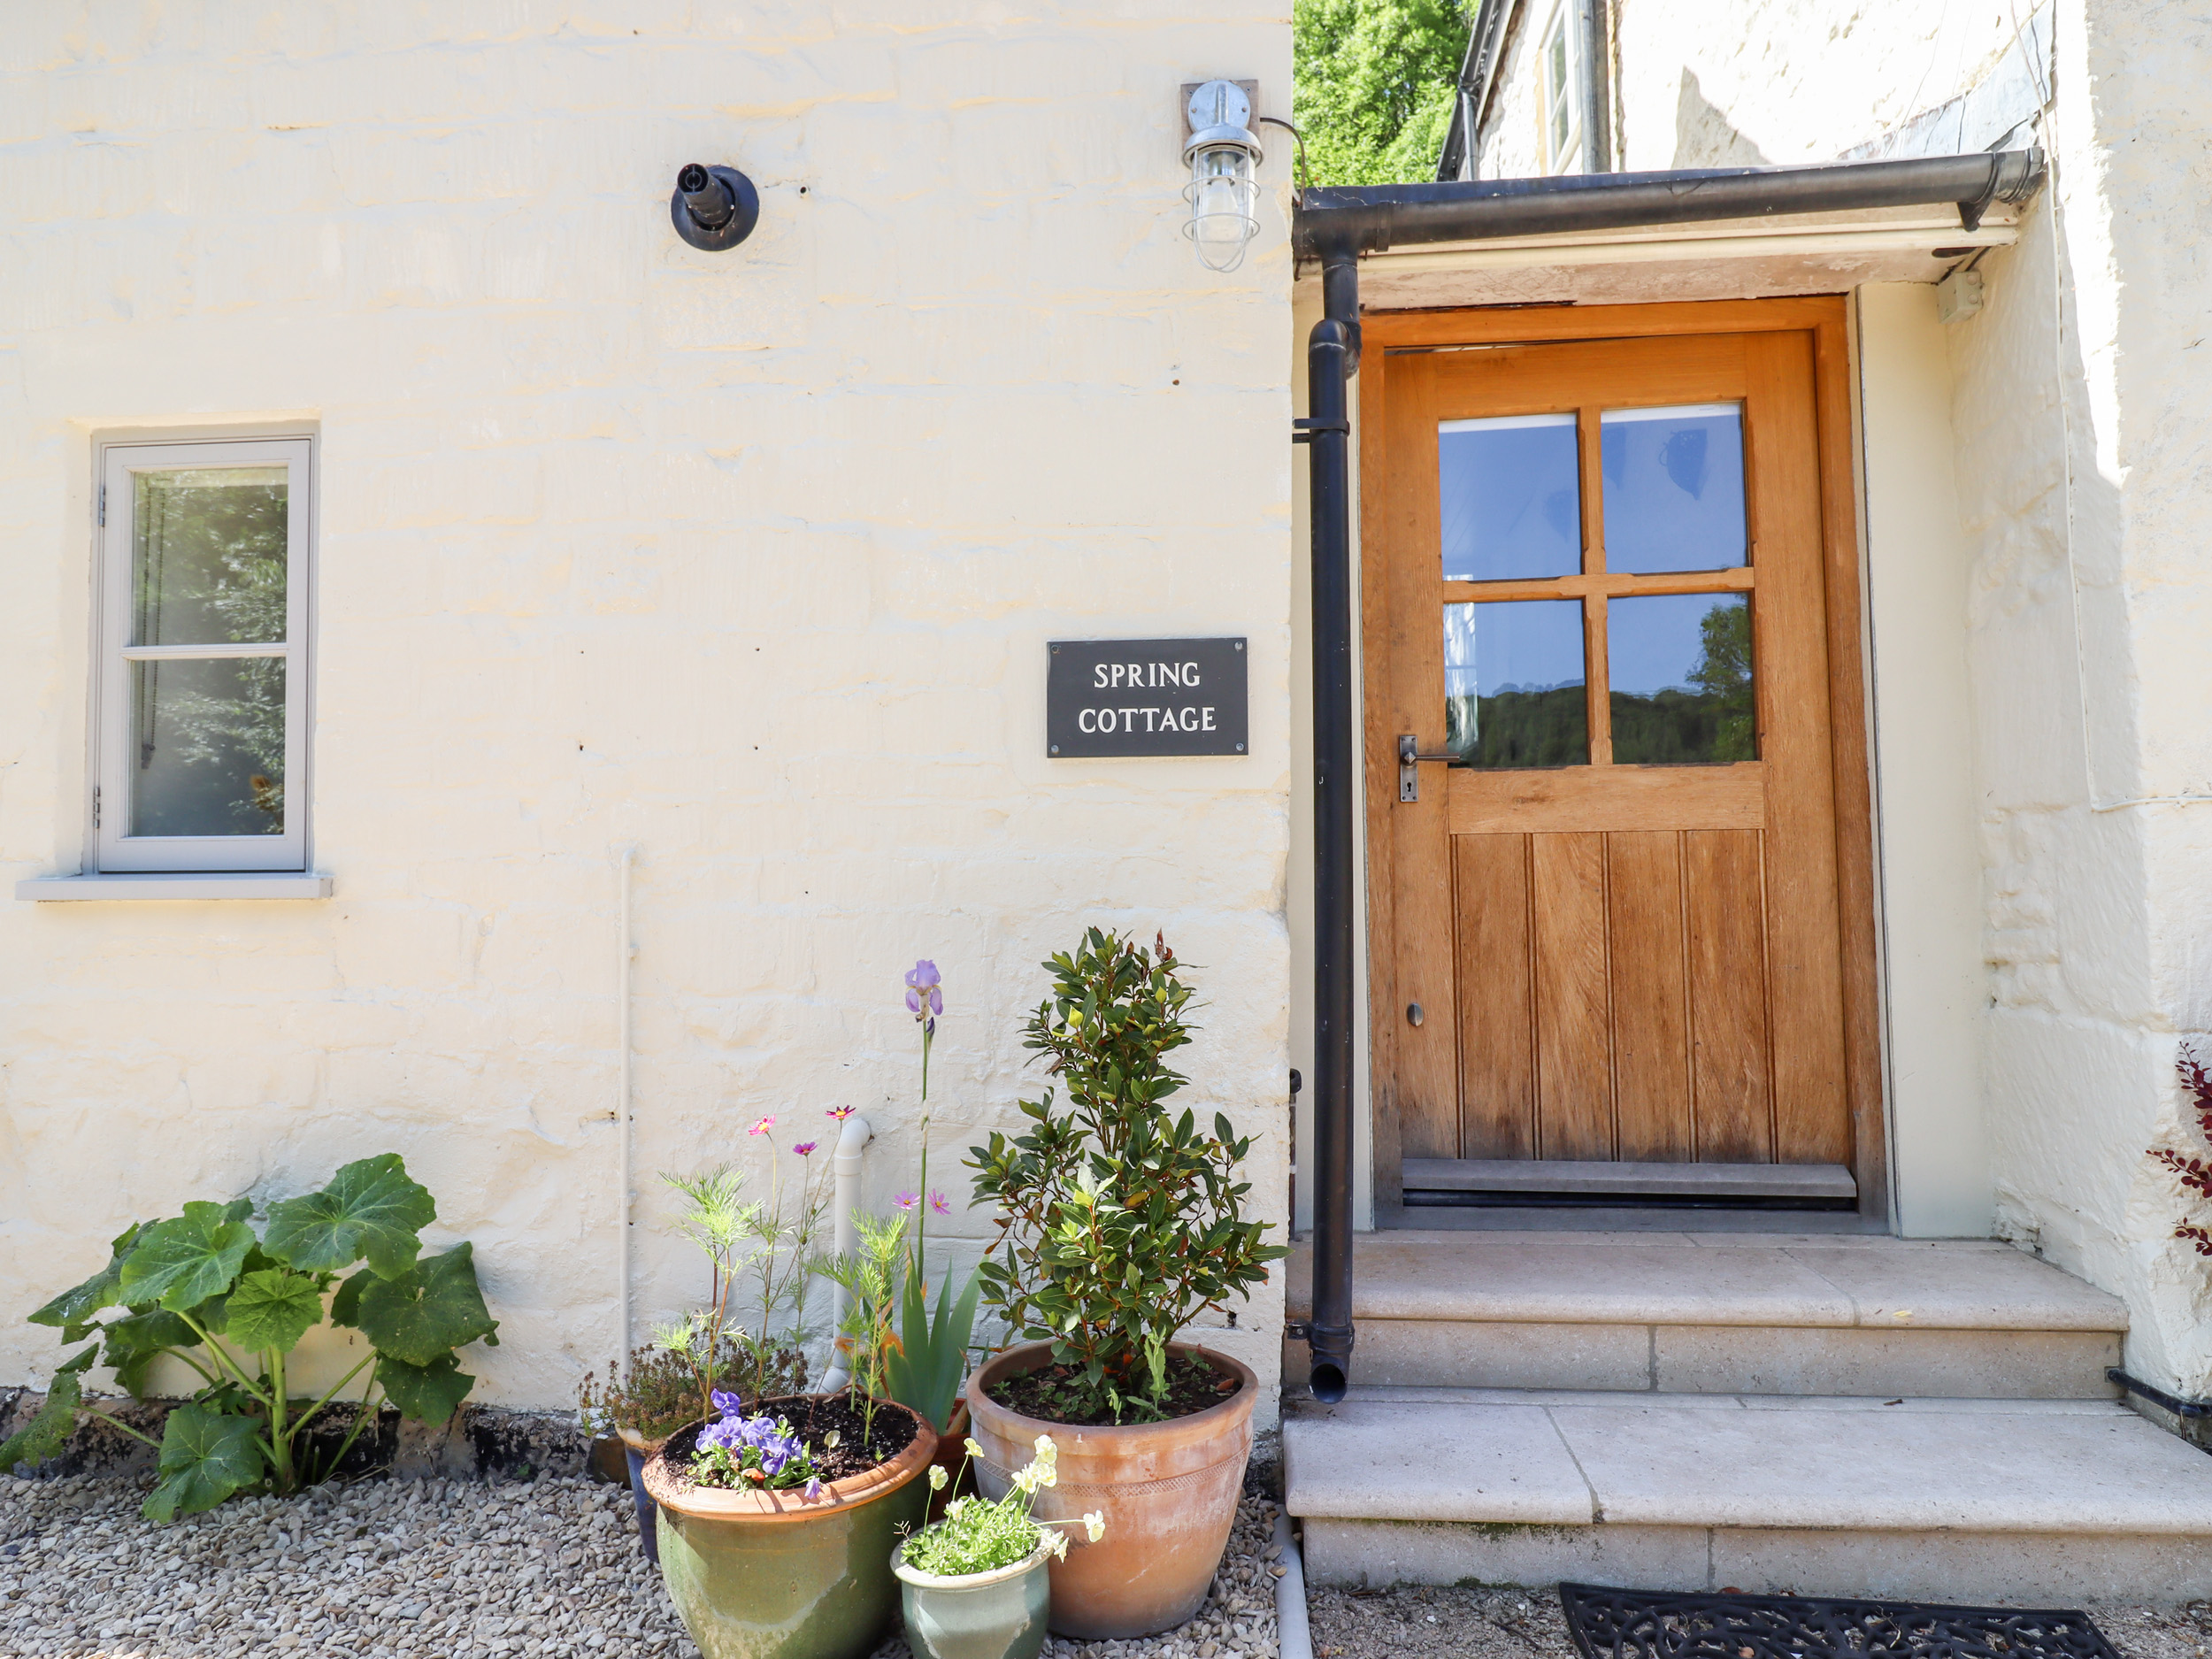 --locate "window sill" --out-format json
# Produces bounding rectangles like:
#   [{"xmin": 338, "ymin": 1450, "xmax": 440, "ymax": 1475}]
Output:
[{"xmin": 16, "ymin": 872, "xmax": 334, "ymax": 901}]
